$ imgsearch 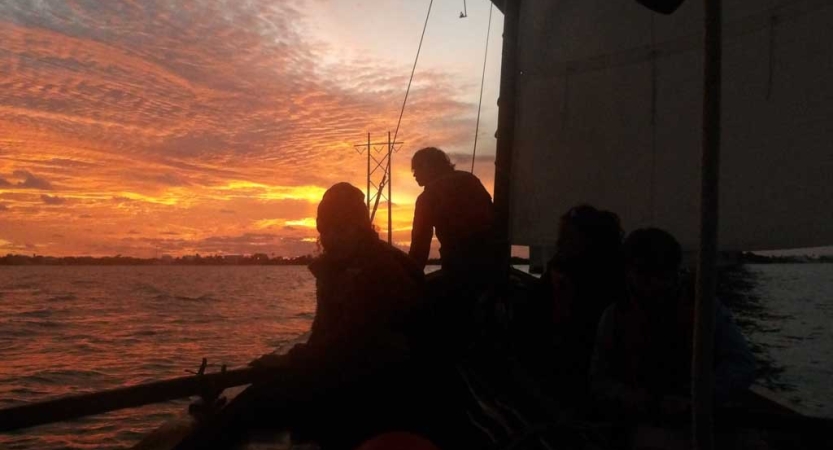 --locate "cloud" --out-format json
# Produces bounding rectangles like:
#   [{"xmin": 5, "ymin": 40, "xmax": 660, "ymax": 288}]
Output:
[
  {"xmin": 0, "ymin": 171, "xmax": 55, "ymax": 190},
  {"xmin": 41, "ymin": 194, "xmax": 66, "ymax": 205},
  {"xmin": 153, "ymin": 173, "xmax": 190, "ymax": 187},
  {"xmin": 0, "ymin": 204, "xmax": 8, "ymax": 211},
  {"xmin": 0, "ymin": 0, "xmax": 492, "ymax": 257}
]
